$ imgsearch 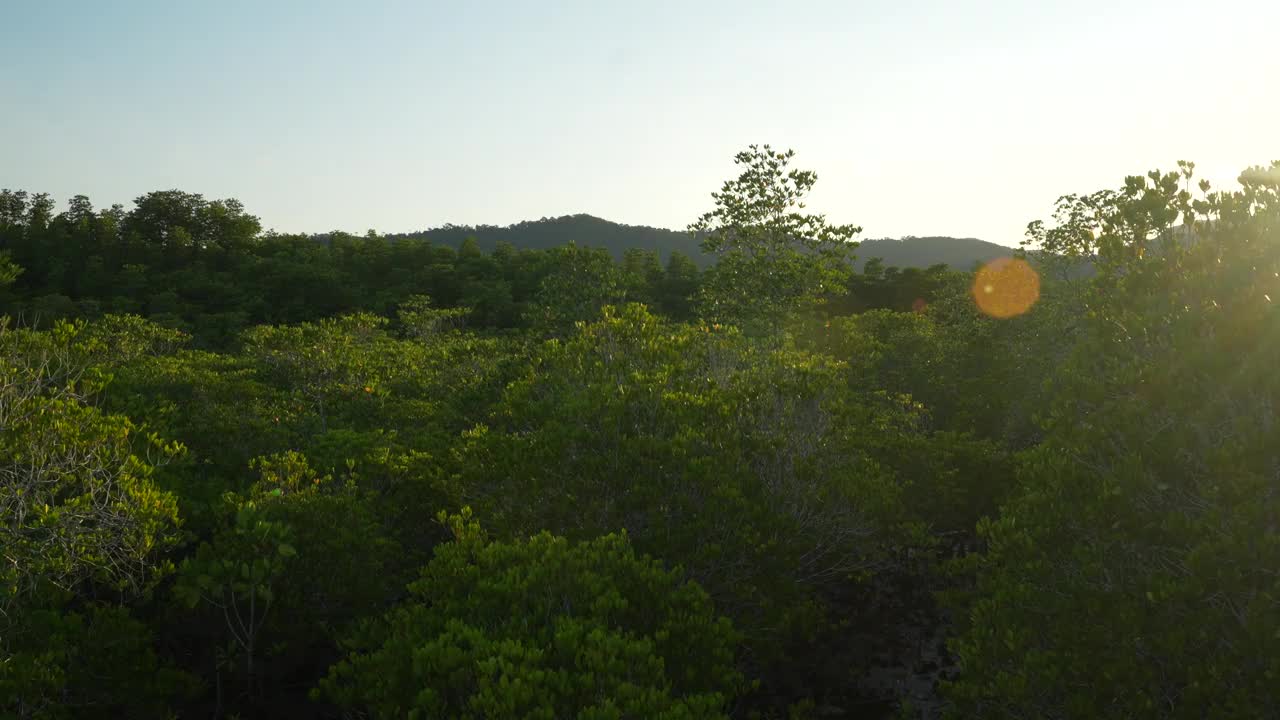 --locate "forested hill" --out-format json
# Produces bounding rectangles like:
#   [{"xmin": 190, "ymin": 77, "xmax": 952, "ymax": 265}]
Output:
[
  {"xmin": 854, "ymin": 236, "xmax": 1011, "ymax": 271},
  {"xmin": 384, "ymin": 214, "xmax": 705, "ymax": 263},
  {"xmin": 384, "ymin": 214, "xmax": 1012, "ymax": 269}
]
